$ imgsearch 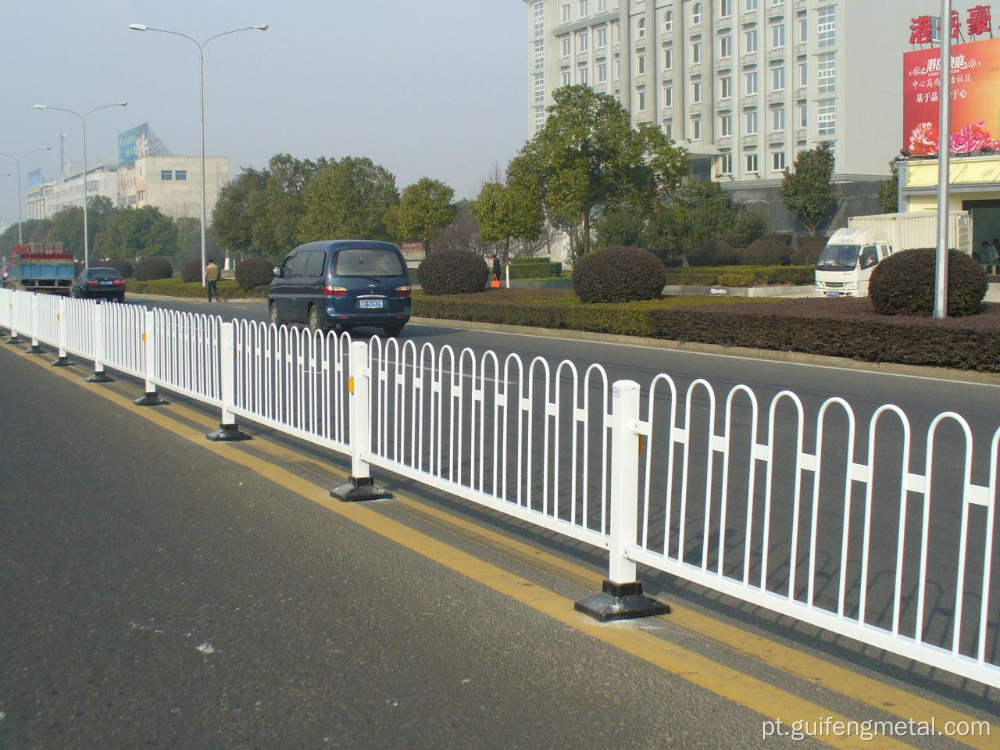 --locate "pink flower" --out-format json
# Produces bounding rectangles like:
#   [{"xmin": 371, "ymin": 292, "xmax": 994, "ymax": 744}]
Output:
[
  {"xmin": 908, "ymin": 122, "xmax": 938, "ymax": 154},
  {"xmin": 949, "ymin": 120, "xmax": 1000, "ymax": 153}
]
